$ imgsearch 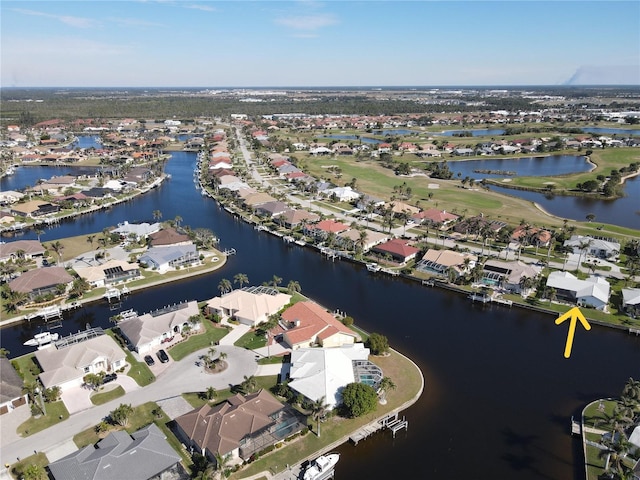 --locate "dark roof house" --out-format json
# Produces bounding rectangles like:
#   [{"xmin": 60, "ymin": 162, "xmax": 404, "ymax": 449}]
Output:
[{"xmin": 47, "ymin": 423, "xmax": 182, "ymax": 480}]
